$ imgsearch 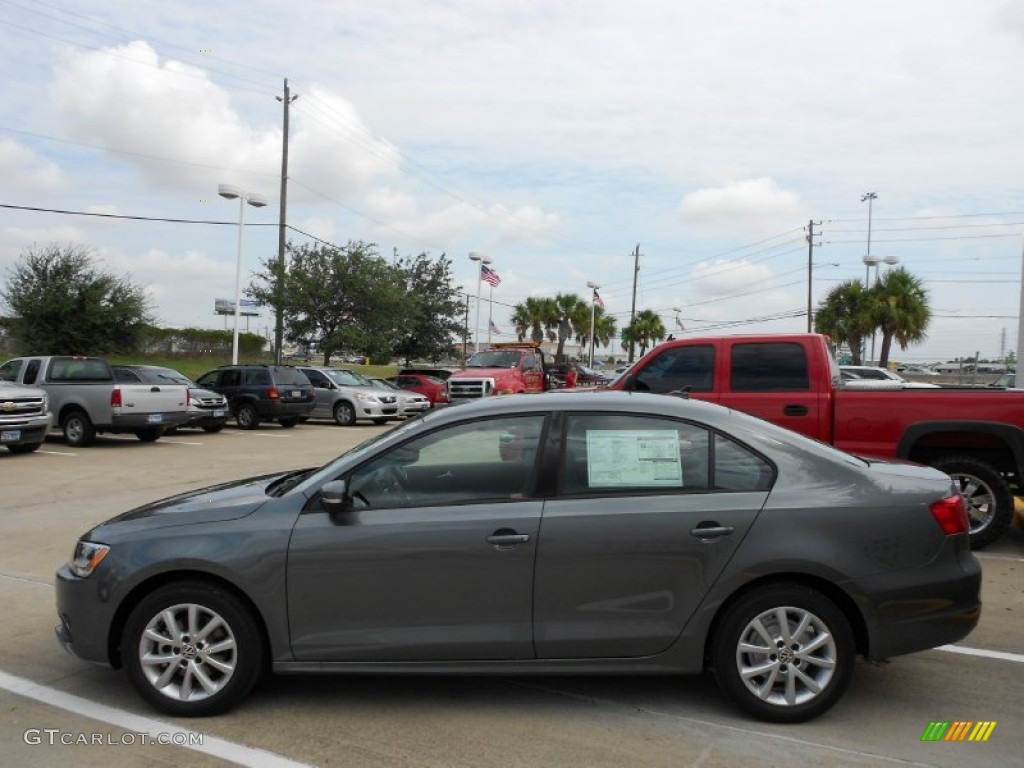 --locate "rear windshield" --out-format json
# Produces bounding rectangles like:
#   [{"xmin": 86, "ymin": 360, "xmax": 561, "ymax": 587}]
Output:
[
  {"xmin": 136, "ymin": 367, "xmax": 192, "ymax": 386},
  {"xmin": 272, "ymin": 367, "xmax": 311, "ymax": 386}
]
